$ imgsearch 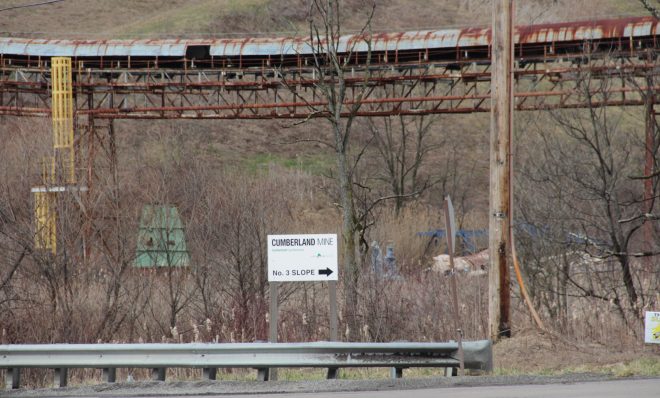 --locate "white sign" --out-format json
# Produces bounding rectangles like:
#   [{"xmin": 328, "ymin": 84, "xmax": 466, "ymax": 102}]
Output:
[
  {"xmin": 267, "ymin": 234, "xmax": 338, "ymax": 282},
  {"xmin": 645, "ymin": 311, "xmax": 660, "ymax": 344}
]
